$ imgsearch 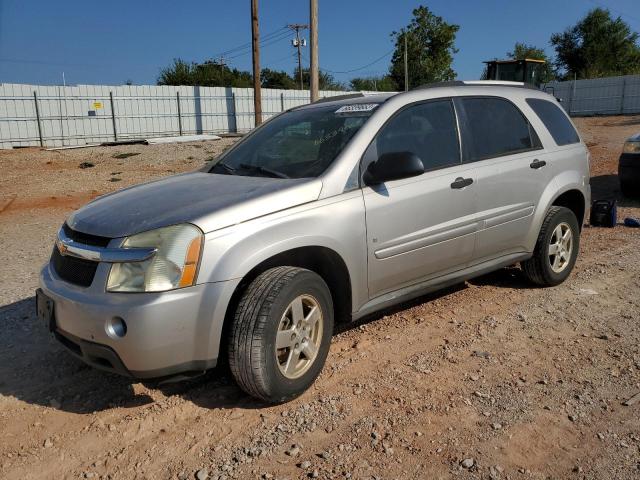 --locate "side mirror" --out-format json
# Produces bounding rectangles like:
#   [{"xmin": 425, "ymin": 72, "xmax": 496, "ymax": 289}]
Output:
[{"xmin": 363, "ymin": 151, "xmax": 425, "ymax": 185}]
